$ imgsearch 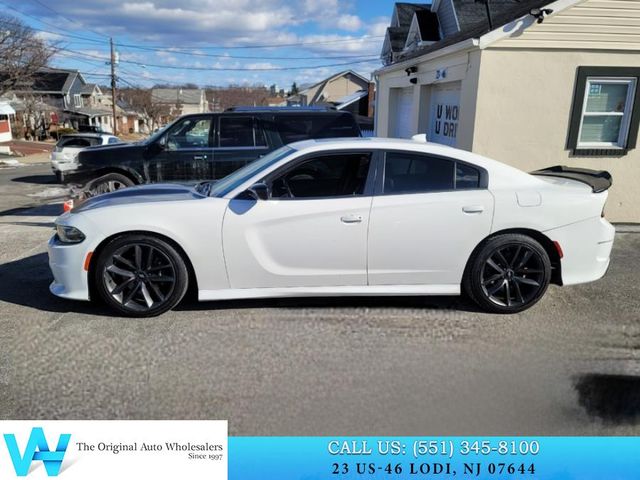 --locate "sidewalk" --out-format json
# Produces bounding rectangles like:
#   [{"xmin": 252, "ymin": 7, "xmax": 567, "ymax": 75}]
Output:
[
  {"xmin": 0, "ymin": 151, "xmax": 50, "ymax": 165},
  {"xmin": 0, "ymin": 140, "xmax": 54, "ymax": 157}
]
